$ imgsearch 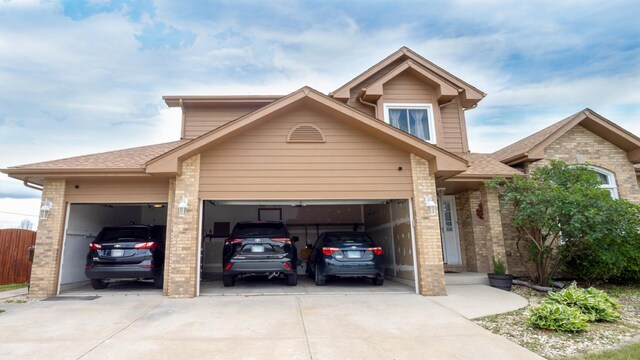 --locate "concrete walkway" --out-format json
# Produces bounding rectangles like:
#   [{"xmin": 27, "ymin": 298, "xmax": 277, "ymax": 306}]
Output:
[
  {"xmin": 431, "ymin": 285, "xmax": 529, "ymax": 319},
  {"xmin": 0, "ymin": 287, "xmax": 28, "ymax": 300},
  {"xmin": 0, "ymin": 288, "xmax": 541, "ymax": 359}
]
